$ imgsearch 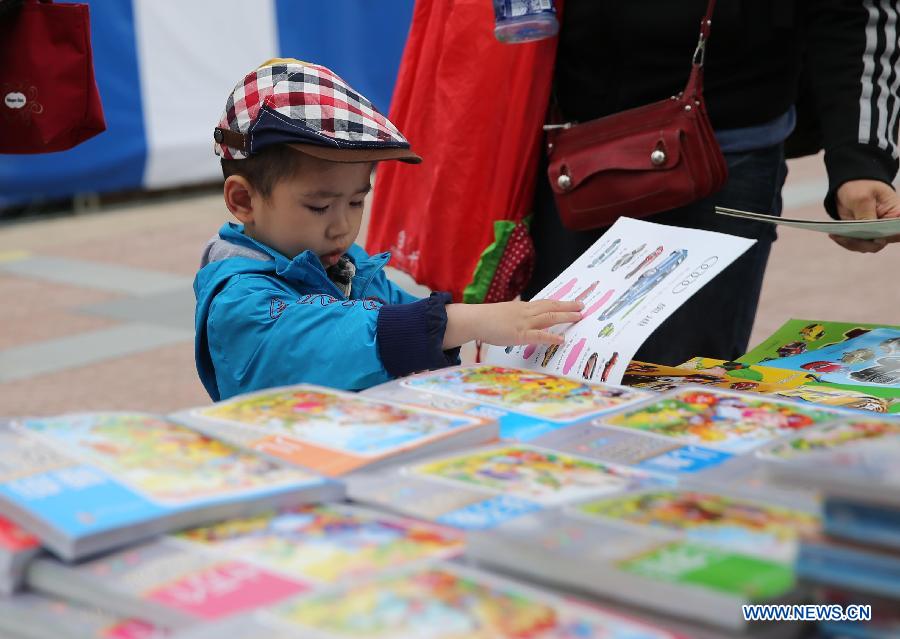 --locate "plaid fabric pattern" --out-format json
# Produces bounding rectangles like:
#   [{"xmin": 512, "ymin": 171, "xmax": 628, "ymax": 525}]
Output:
[{"xmin": 215, "ymin": 60, "xmax": 407, "ymax": 159}]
